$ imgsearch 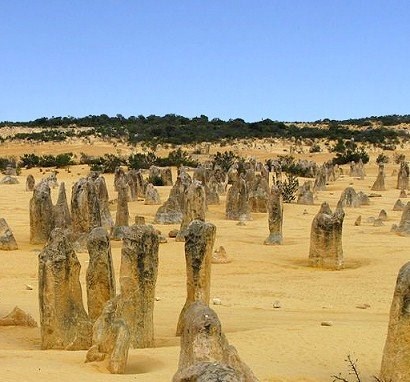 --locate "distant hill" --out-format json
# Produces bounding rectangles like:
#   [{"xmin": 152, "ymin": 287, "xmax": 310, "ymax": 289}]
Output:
[{"xmin": 0, "ymin": 113, "xmax": 408, "ymax": 145}]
